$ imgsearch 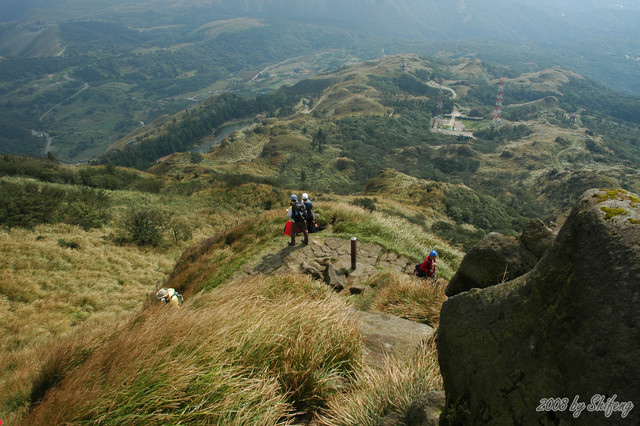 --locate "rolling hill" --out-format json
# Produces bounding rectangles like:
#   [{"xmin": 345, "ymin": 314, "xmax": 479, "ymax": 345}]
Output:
[
  {"xmin": 100, "ymin": 54, "xmax": 640, "ymax": 235},
  {"xmin": 1, "ymin": 53, "xmax": 640, "ymax": 424},
  {"xmin": 1, "ymin": 0, "xmax": 640, "ymax": 163}
]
